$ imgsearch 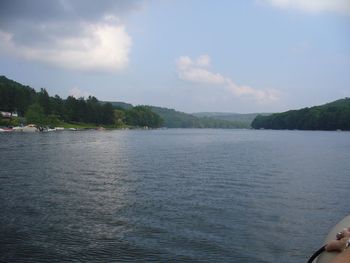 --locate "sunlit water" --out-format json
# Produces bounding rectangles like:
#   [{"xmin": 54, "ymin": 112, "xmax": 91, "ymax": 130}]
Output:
[{"xmin": 1, "ymin": 129, "xmax": 350, "ymax": 263}]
